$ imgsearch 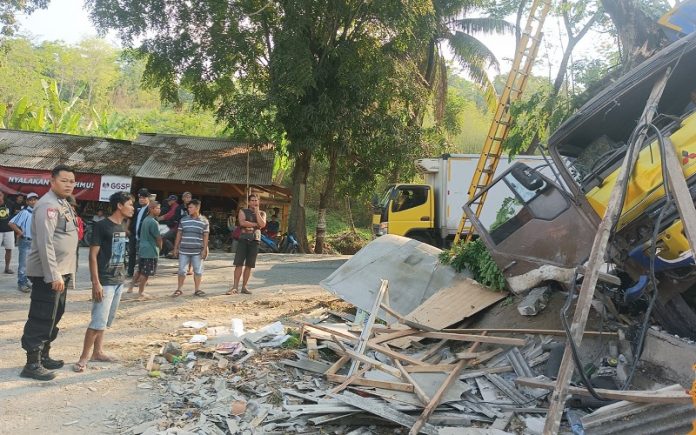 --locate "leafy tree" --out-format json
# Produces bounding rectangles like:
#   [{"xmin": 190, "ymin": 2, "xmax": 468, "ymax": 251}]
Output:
[
  {"xmin": 420, "ymin": 0, "xmax": 515, "ymax": 124},
  {"xmin": 85, "ymin": 0, "xmax": 437, "ymax": 252},
  {"xmin": 0, "ymin": 0, "xmax": 49, "ymax": 37}
]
